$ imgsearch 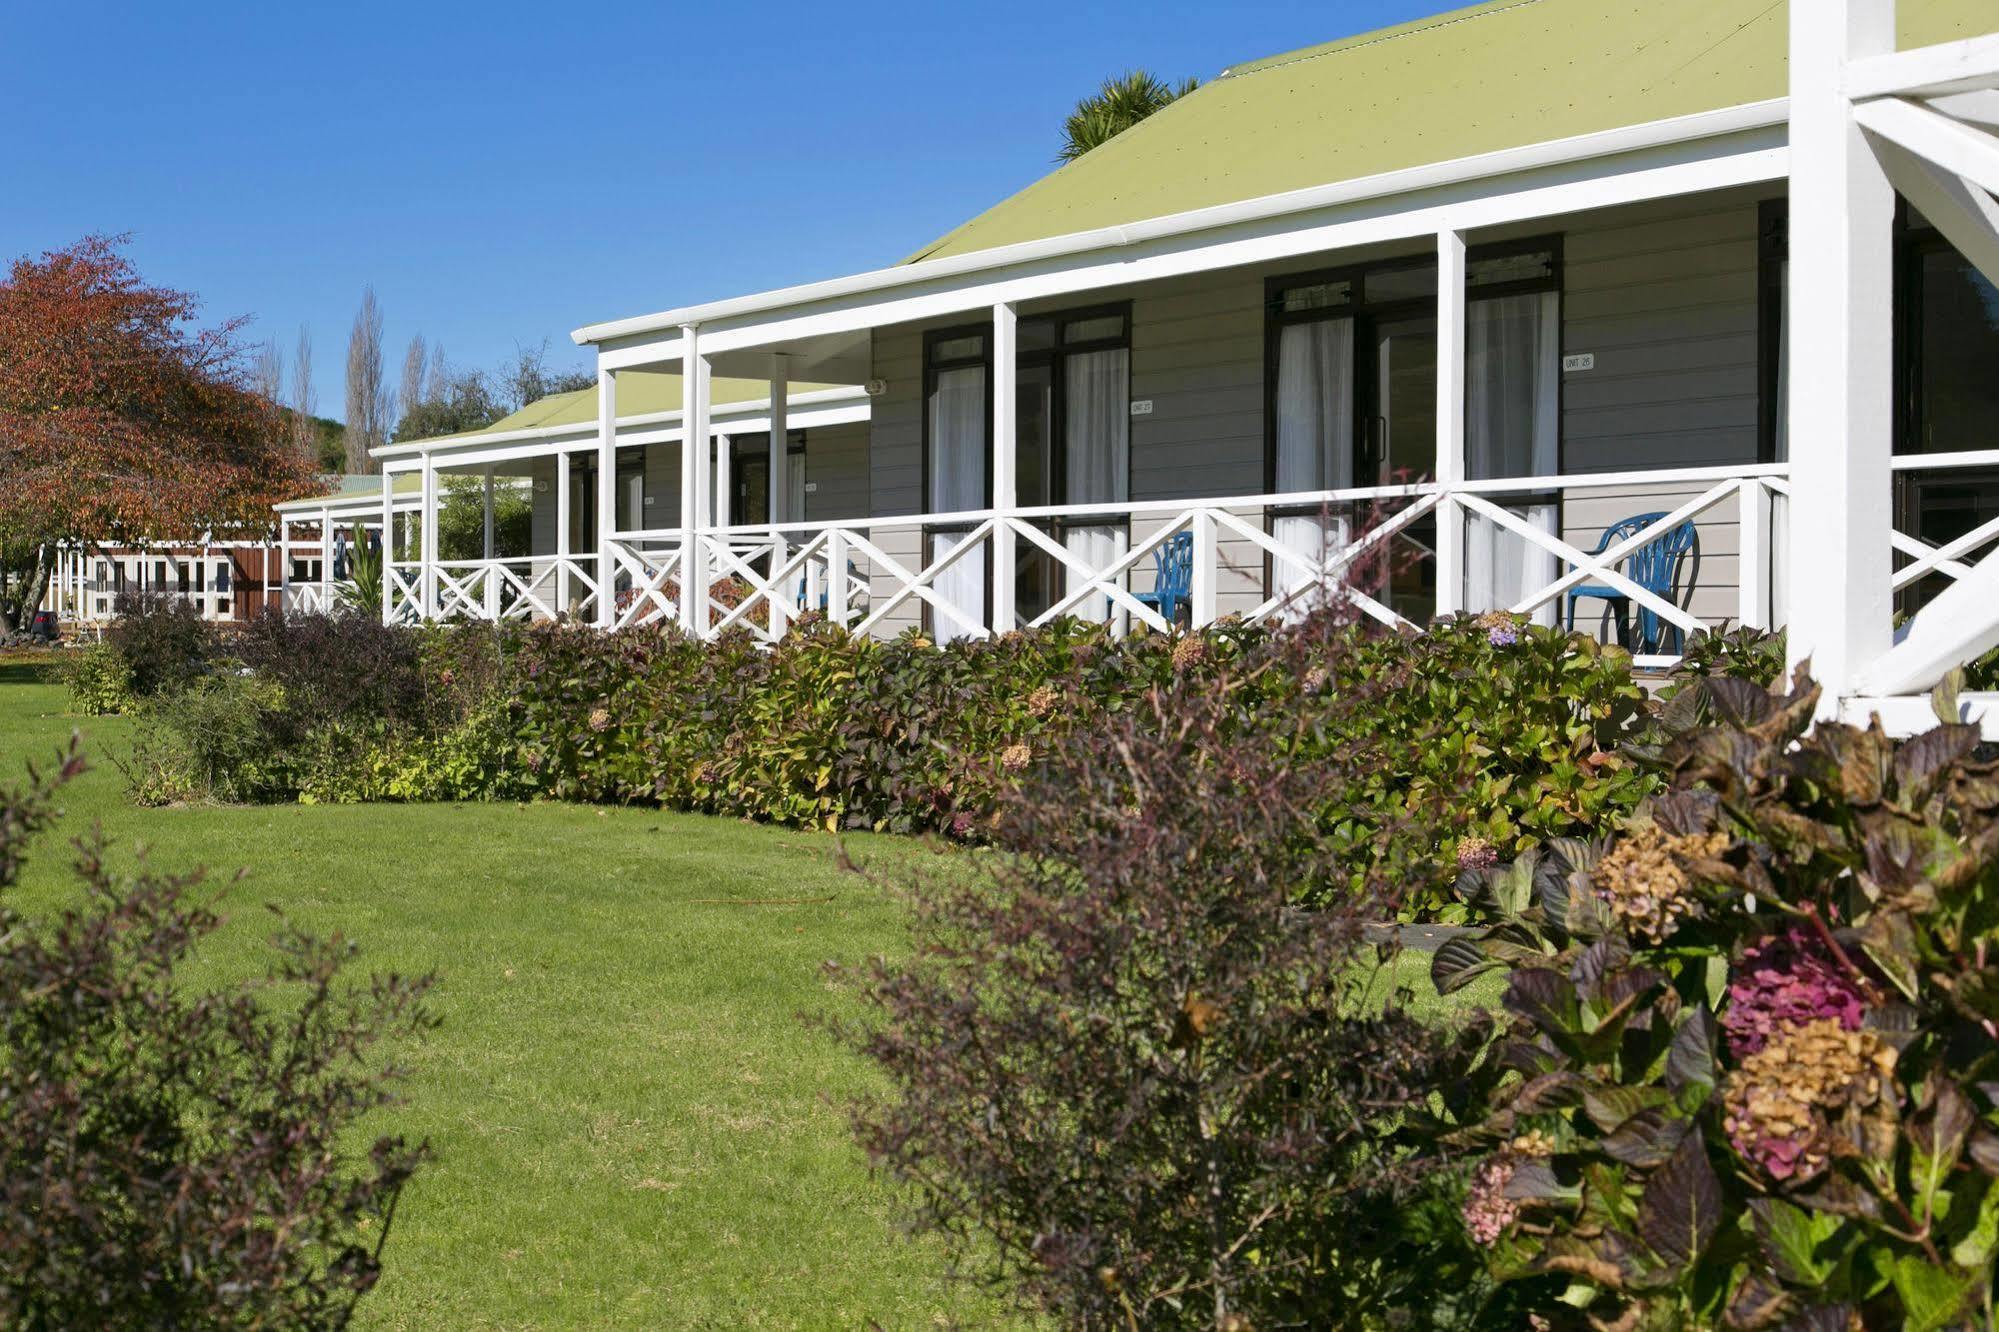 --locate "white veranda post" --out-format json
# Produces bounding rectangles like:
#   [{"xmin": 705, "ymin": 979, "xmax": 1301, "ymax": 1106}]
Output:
[
  {"xmin": 319, "ymin": 509, "xmax": 334, "ymax": 614},
  {"xmin": 420, "ymin": 462, "xmax": 440, "ymax": 620},
  {"xmin": 277, "ymin": 518, "xmax": 291, "ymax": 613},
  {"xmin": 1784, "ymin": 0, "xmax": 1898, "ymax": 710},
  {"xmin": 596, "ymin": 368, "xmax": 618, "ymax": 629},
  {"xmin": 1434, "ymin": 228, "xmax": 1468, "ymax": 617},
  {"xmin": 678, "ymin": 327, "xmax": 713, "ymax": 635},
  {"xmin": 991, "ymin": 301, "xmax": 1018, "ymax": 634},
  {"xmin": 1787, "ymin": 0, "xmax": 1999, "ymax": 716},
  {"xmin": 380, "ymin": 470, "xmax": 393, "ymax": 622},
  {"xmin": 769, "ymin": 353, "xmax": 789, "ymax": 638},
  {"xmin": 482, "ymin": 465, "xmax": 497, "ymax": 618},
  {"xmin": 555, "ymin": 447, "xmax": 572, "ymax": 616}
]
